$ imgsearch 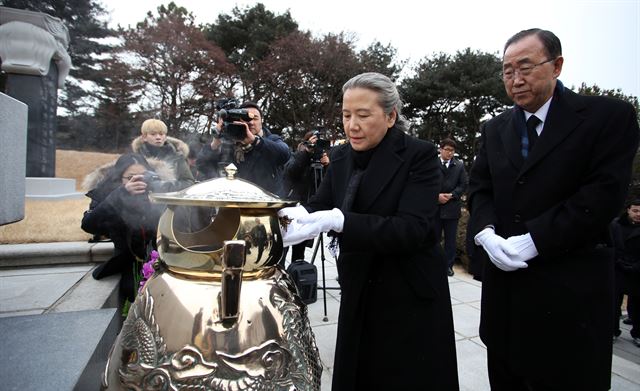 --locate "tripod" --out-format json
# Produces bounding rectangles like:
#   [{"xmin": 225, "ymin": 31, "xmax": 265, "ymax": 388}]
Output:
[{"xmin": 308, "ymin": 162, "xmax": 340, "ymax": 322}]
